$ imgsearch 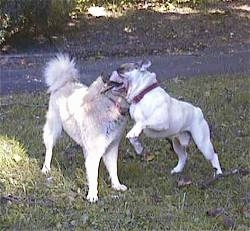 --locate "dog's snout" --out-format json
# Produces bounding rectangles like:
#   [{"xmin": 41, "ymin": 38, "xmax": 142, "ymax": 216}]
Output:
[{"xmin": 100, "ymin": 80, "xmax": 124, "ymax": 94}]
